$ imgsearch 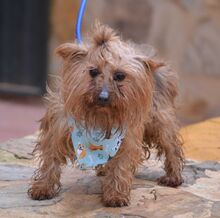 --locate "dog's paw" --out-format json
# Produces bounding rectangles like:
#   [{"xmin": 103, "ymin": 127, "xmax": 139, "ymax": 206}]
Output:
[
  {"xmin": 158, "ymin": 175, "xmax": 183, "ymax": 187},
  {"xmin": 28, "ymin": 185, "xmax": 57, "ymax": 200},
  {"xmin": 103, "ymin": 194, "xmax": 130, "ymax": 207}
]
